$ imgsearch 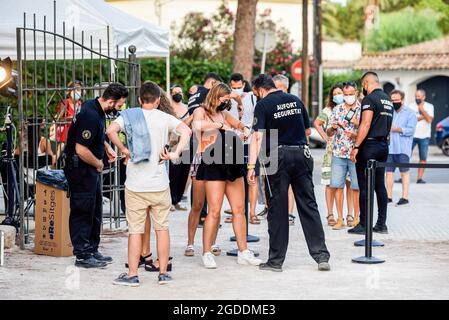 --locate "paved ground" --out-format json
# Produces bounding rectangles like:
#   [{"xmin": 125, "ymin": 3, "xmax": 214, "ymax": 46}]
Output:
[{"xmin": 1, "ymin": 146, "xmax": 448, "ymax": 300}]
